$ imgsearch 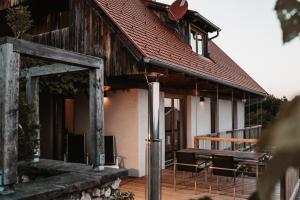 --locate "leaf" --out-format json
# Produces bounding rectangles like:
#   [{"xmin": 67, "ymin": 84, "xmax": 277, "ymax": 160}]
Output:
[{"xmin": 275, "ymin": 0, "xmax": 300, "ymax": 43}]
